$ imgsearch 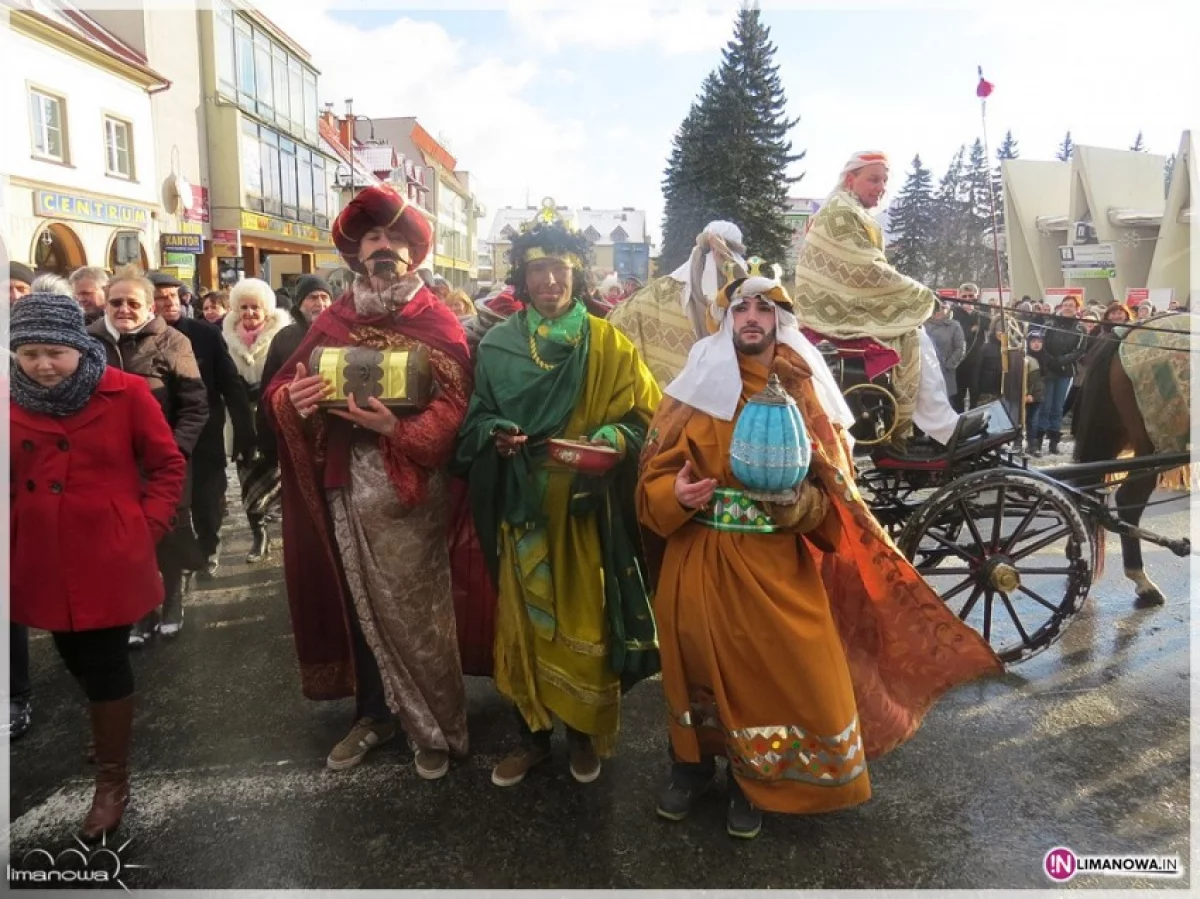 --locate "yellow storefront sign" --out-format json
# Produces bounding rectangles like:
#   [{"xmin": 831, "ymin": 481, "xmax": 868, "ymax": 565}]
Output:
[
  {"xmin": 240, "ymin": 211, "xmax": 328, "ymax": 244},
  {"xmin": 35, "ymin": 190, "xmax": 150, "ymax": 229}
]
